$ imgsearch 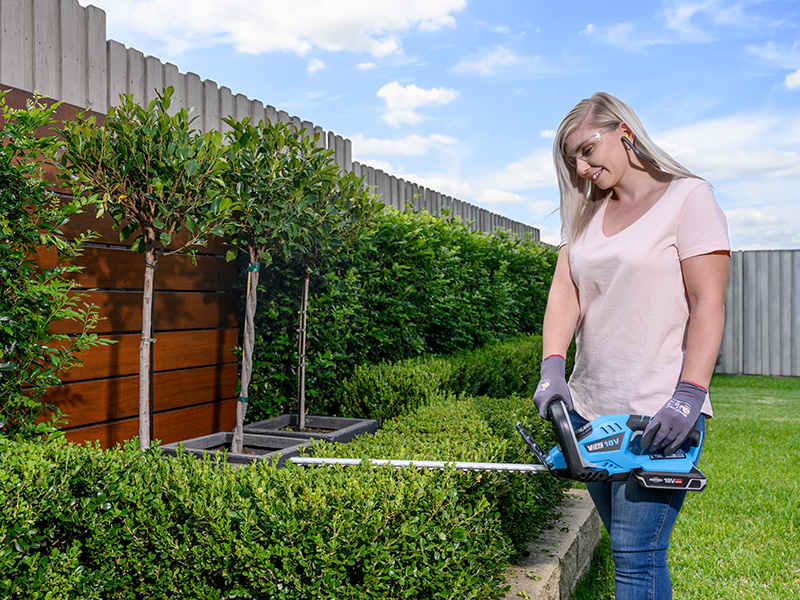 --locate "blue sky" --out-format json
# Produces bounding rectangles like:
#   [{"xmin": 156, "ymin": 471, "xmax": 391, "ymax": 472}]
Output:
[{"xmin": 83, "ymin": 0, "xmax": 800, "ymax": 249}]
